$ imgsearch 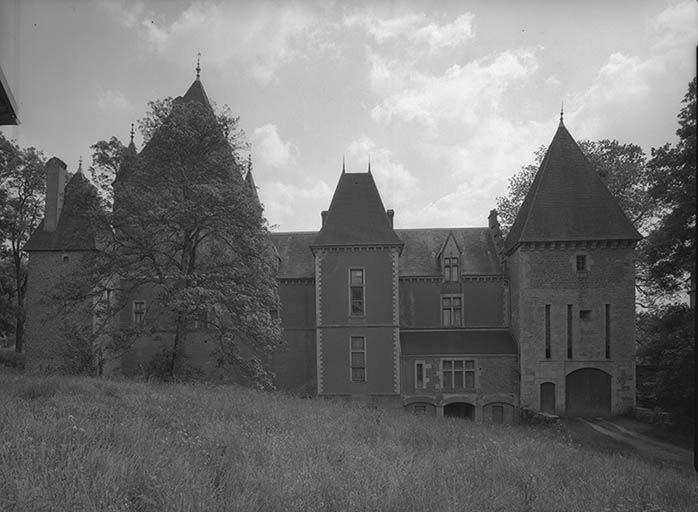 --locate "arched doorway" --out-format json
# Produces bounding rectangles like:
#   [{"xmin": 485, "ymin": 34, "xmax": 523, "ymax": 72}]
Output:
[
  {"xmin": 540, "ymin": 382, "xmax": 555, "ymax": 414},
  {"xmin": 566, "ymin": 368, "xmax": 611, "ymax": 417},
  {"xmin": 444, "ymin": 402, "xmax": 475, "ymax": 419}
]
